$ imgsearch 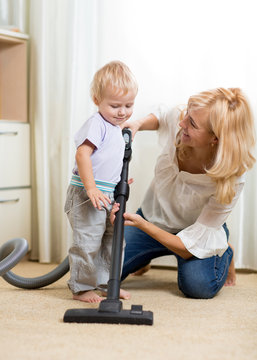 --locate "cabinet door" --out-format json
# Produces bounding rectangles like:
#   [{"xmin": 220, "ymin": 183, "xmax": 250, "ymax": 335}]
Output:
[
  {"xmin": 0, "ymin": 188, "xmax": 31, "ymax": 247},
  {"xmin": 0, "ymin": 122, "xmax": 30, "ymax": 188}
]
